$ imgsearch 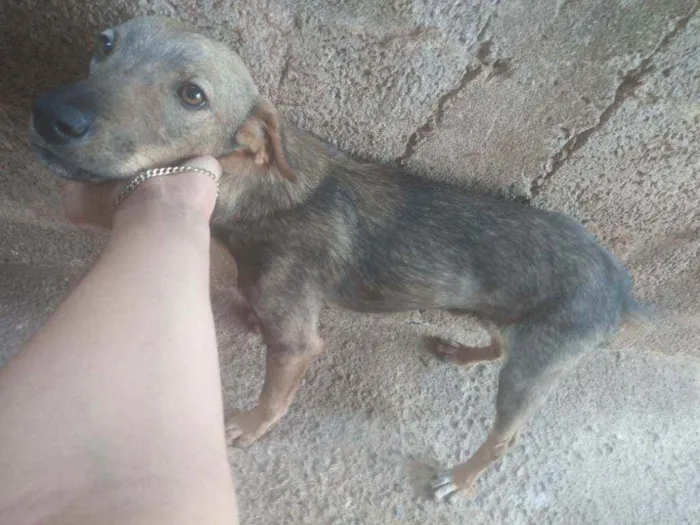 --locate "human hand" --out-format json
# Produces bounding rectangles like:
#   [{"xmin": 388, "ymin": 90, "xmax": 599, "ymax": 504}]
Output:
[{"xmin": 58, "ymin": 156, "xmax": 221, "ymax": 228}]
